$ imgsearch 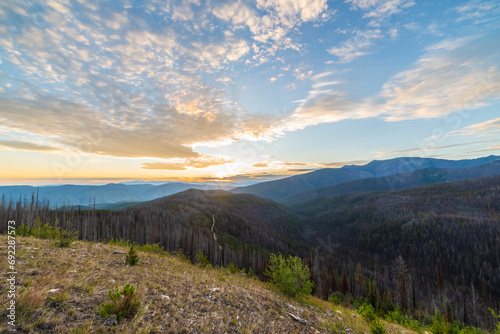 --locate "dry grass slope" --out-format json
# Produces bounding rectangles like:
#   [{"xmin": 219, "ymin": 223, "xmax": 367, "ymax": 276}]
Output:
[{"xmin": 0, "ymin": 236, "xmax": 419, "ymax": 334}]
